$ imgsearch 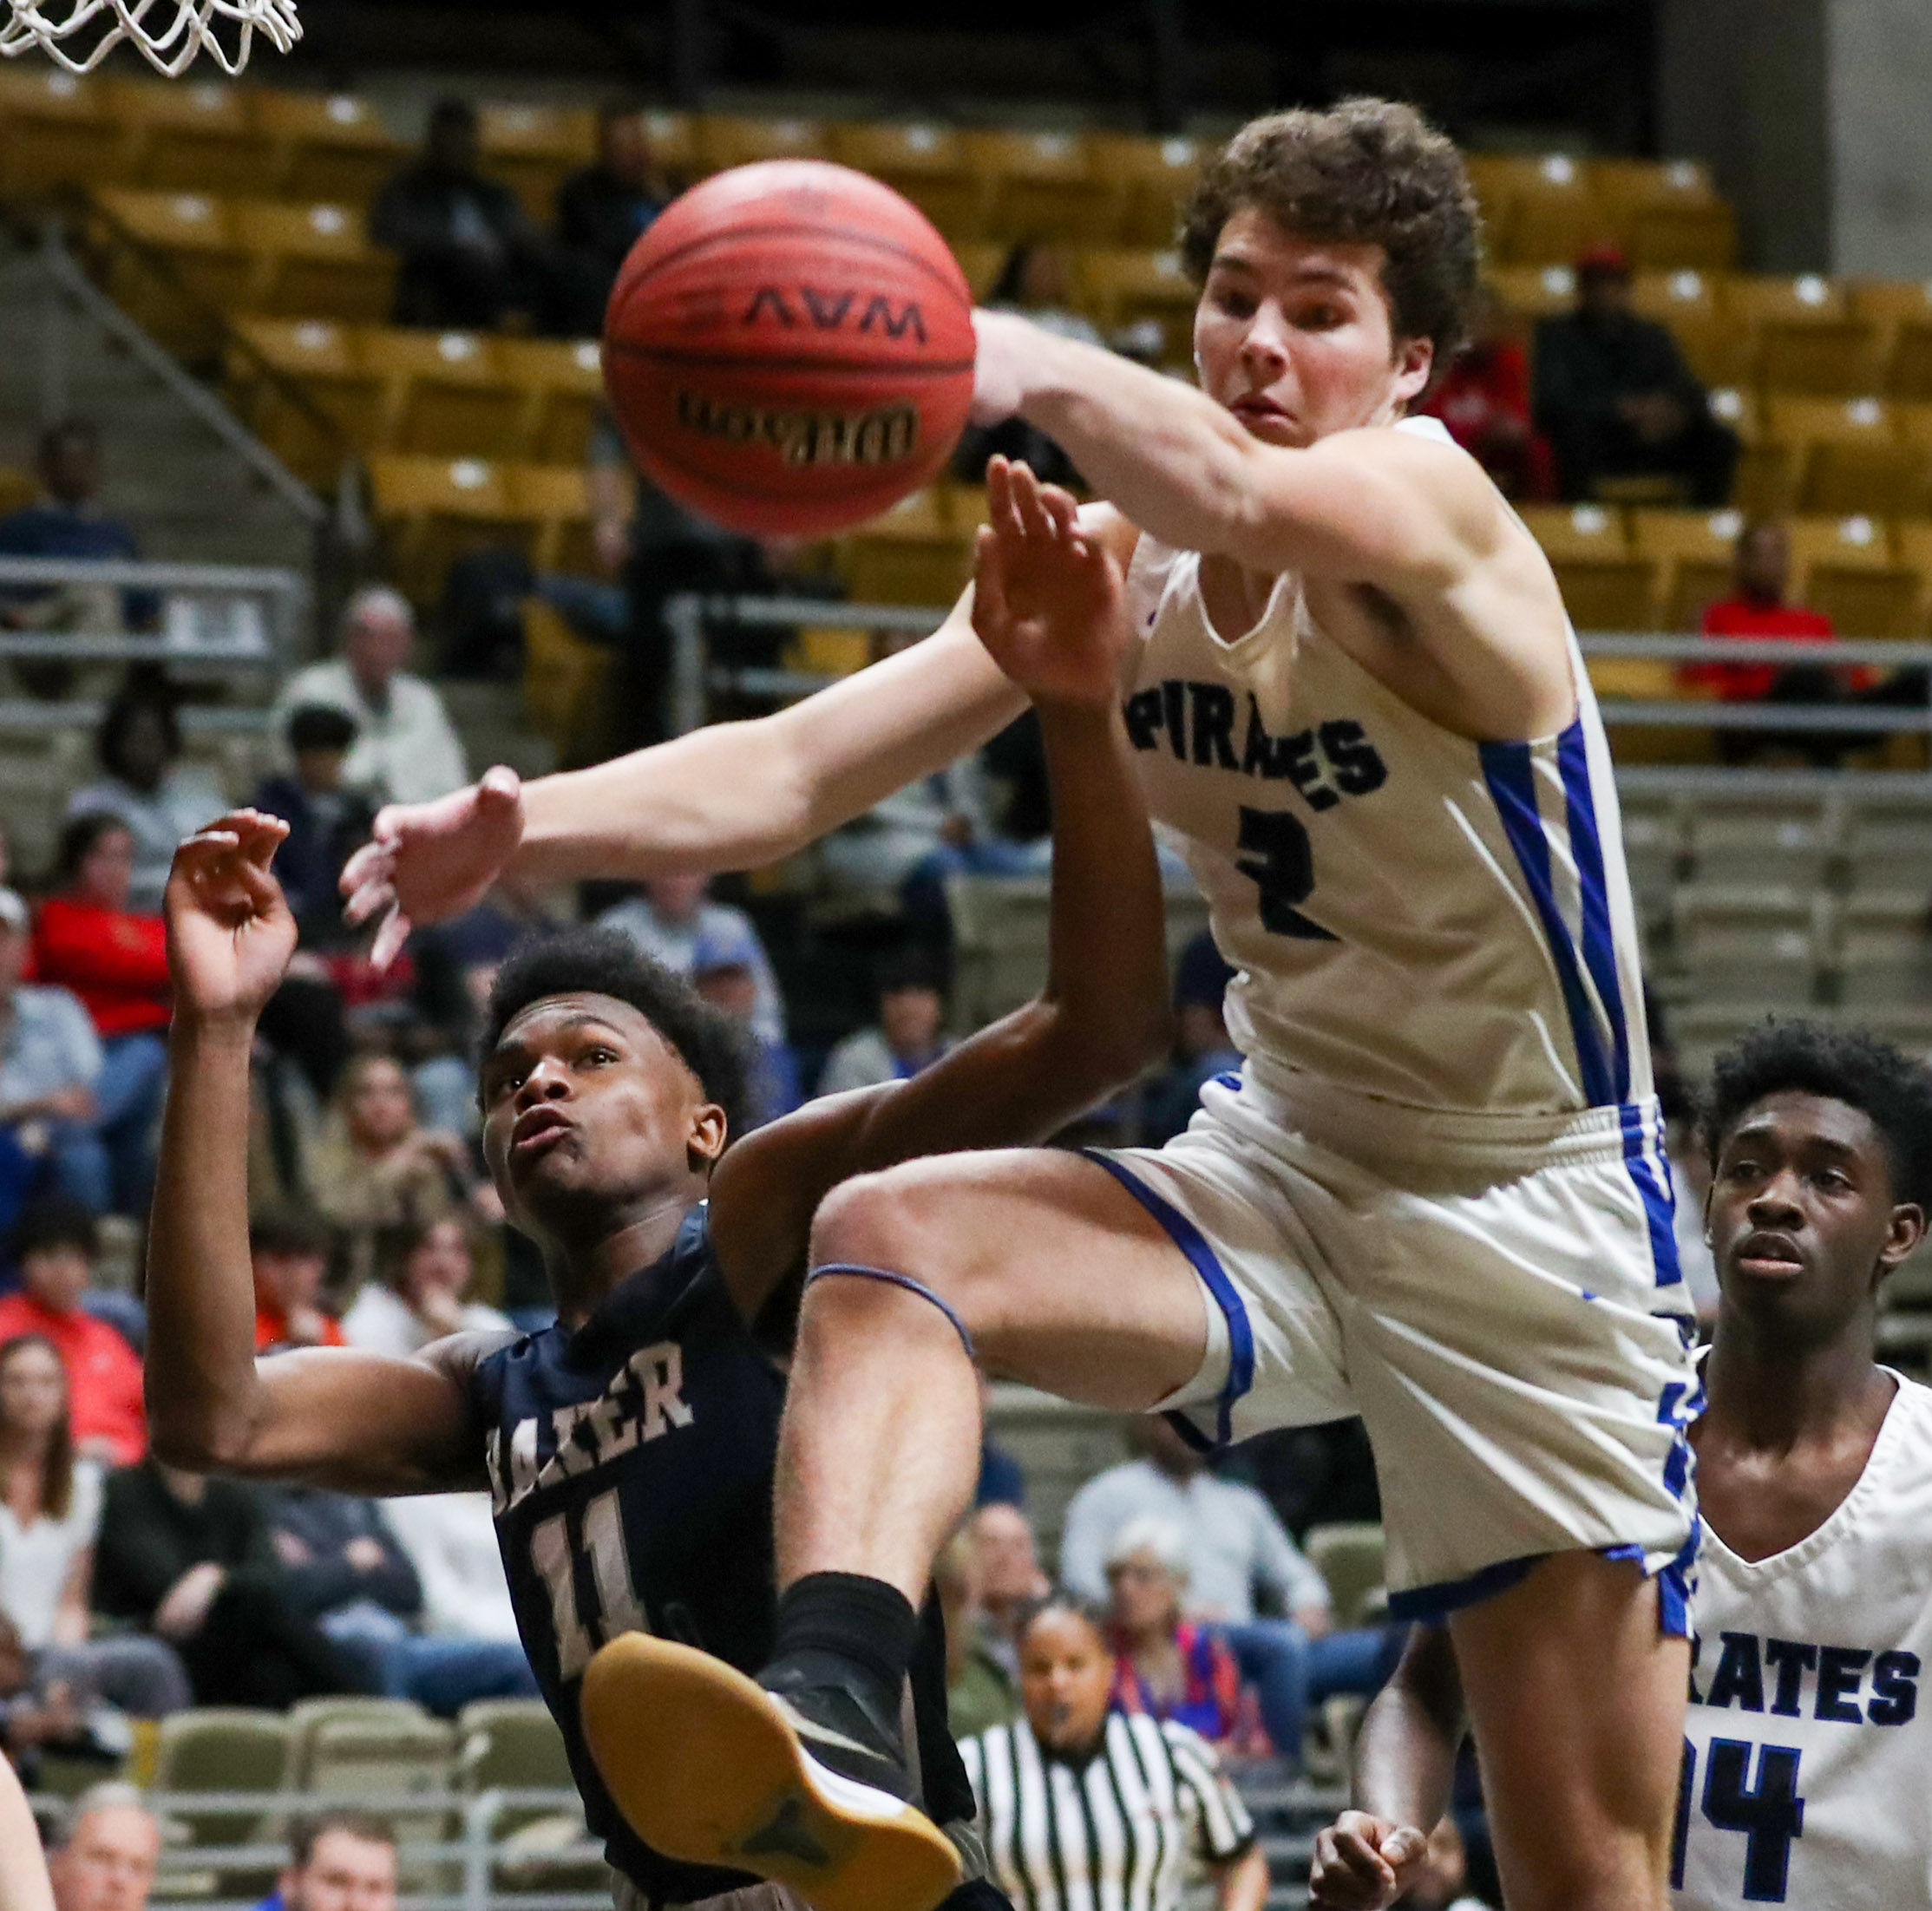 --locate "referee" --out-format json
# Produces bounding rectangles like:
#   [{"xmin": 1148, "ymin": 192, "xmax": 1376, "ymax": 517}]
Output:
[{"xmin": 961, "ymin": 1593, "xmax": 1267, "ymax": 1911}]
